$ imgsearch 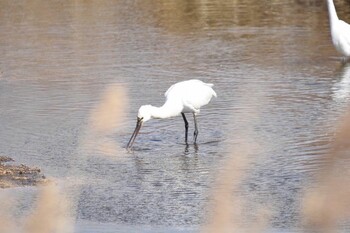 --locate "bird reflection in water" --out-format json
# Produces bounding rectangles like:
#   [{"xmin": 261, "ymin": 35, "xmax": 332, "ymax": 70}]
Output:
[{"xmin": 332, "ymin": 63, "xmax": 350, "ymax": 101}]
